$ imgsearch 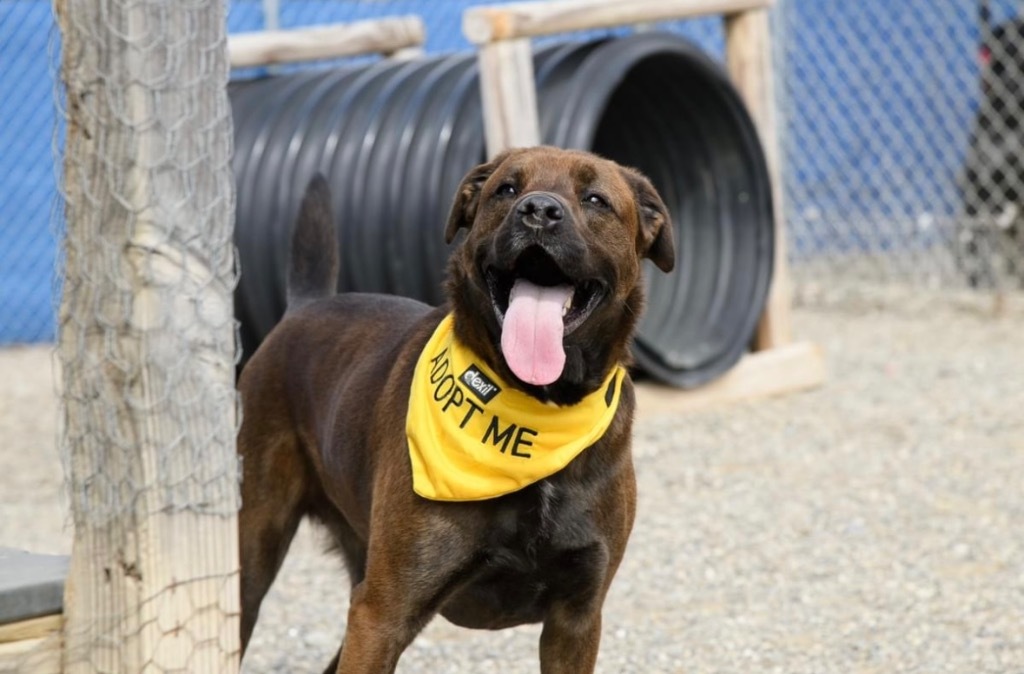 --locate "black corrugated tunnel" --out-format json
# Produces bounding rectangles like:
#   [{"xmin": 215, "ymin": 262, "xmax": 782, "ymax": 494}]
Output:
[{"xmin": 230, "ymin": 32, "xmax": 774, "ymax": 388}]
